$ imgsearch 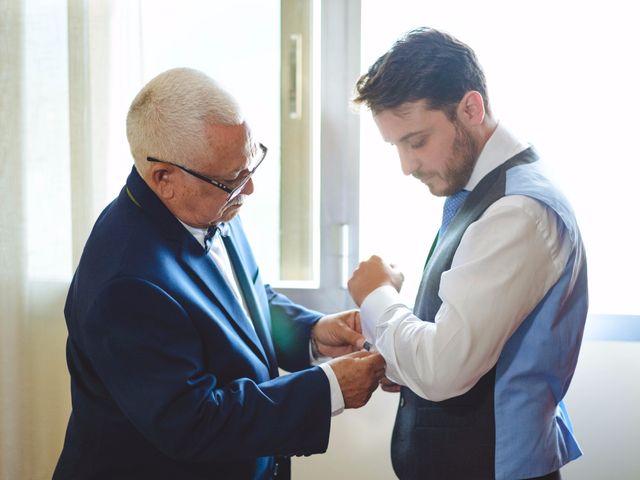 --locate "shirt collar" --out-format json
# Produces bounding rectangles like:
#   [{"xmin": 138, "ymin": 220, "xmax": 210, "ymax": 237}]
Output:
[
  {"xmin": 464, "ymin": 122, "xmax": 529, "ymax": 191},
  {"xmin": 178, "ymin": 220, "xmax": 229, "ymax": 250},
  {"xmin": 178, "ymin": 220, "xmax": 208, "ymax": 249}
]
